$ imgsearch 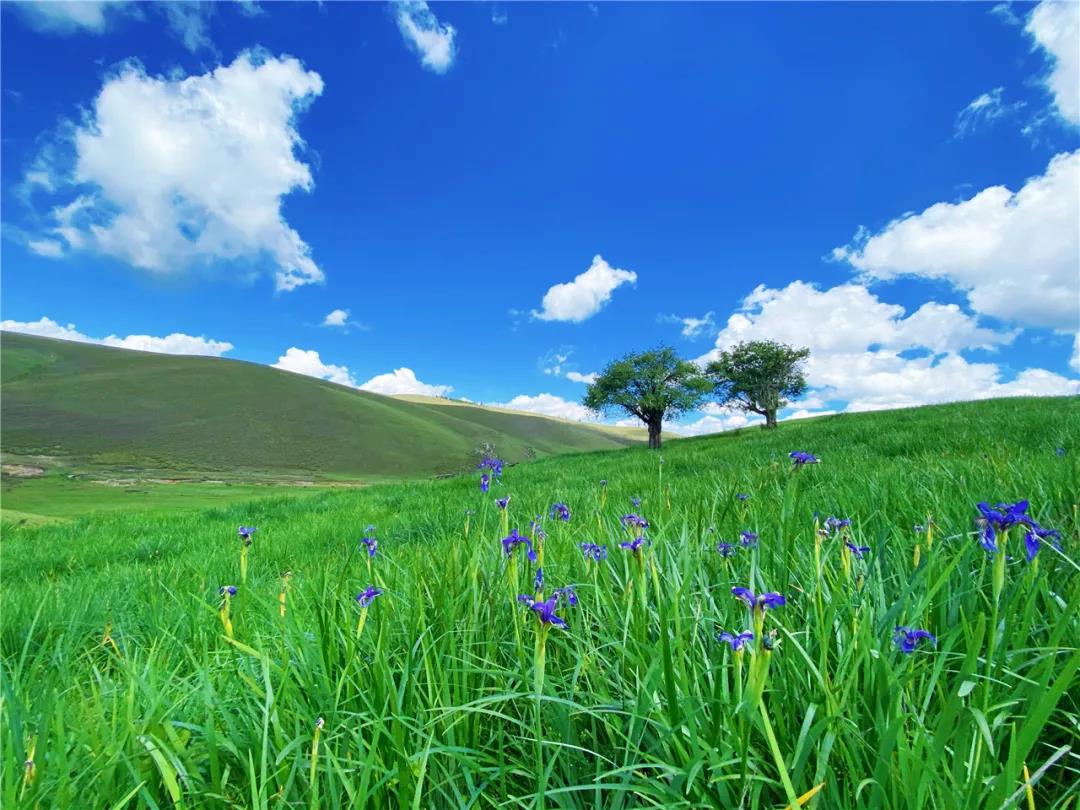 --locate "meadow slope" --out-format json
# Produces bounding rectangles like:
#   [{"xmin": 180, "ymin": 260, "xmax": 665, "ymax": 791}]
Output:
[
  {"xmin": 2, "ymin": 396, "xmax": 1078, "ymax": 808},
  {"xmin": 0, "ymin": 331, "xmax": 636, "ymax": 480}
]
